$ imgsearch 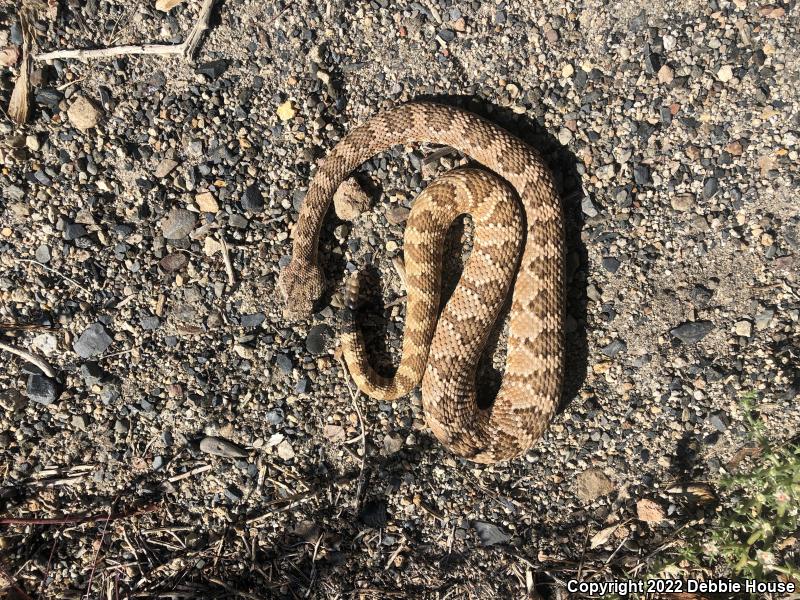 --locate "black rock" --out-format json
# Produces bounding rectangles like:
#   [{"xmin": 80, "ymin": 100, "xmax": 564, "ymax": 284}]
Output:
[
  {"xmin": 670, "ymin": 321, "xmax": 714, "ymax": 344},
  {"xmin": 63, "ymin": 223, "xmax": 87, "ymax": 241},
  {"xmin": 241, "ymin": 183, "xmax": 264, "ymax": 212},
  {"xmin": 197, "ymin": 60, "xmax": 229, "ymax": 79},
  {"xmin": 473, "ymin": 521, "xmax": 511, "ymax": 546},
  {"xmin": 80, "ymin": 362, "xmax": 105, "ymax": 386},
  {"xmin": 602, "ymin": 339, "xmax": 627, "ymax": 357},
  {"xmin": 306, "ymin": 324, "xmax": 333, "ymax": 355},
  {"xmin": 602, "ymin": 256, "xmax": 621, "ymax": 273},
  {"xmin": 294, "ymin": 376, "xmax": 310, "ymax": 394},
  {"xmin": 634, "ymin": 164, "xmax": 650, "ymax": 185},
  {"xmin": 703, "ymin": 177, "xmax": 719, "ymax": 198},
  {"xmin": 35, "ymin": 88, "xmax": 63, "ymax": 109},
  {"xmin": 27, "ymin": 374, "xmax": 58, "ymax": 405},
  {"xmin": 360, "ymin": 499, "xmax": 388, "ymax": 527},
  {"xmin": 438, "ymin": 28, "xmax": 455, "ymax": 42},
  {"xmin": 73, "ymin": 322, "xmax": 113, "ymax": 358},
  {"xmin": 240, "ymin": 313, "xmax": 265, "ymax": 328}
]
